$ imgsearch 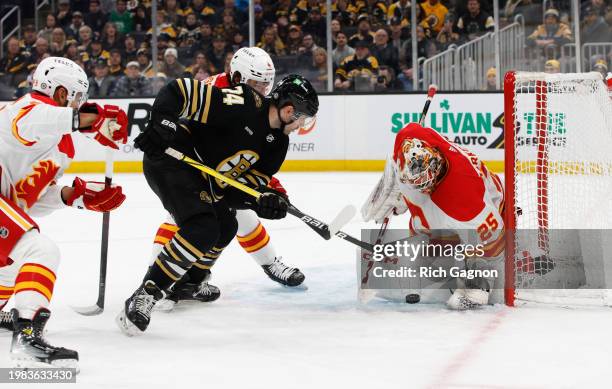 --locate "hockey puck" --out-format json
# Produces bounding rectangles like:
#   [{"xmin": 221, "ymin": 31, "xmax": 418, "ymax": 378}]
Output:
[{"xmin": 405, "ymin": 294, "xmax": 420, "ymax": 304}]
